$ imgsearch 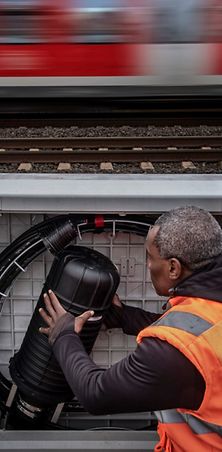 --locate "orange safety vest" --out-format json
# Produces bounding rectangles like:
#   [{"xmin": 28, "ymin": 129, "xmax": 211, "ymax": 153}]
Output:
[{"xmin": 137, "ymin": 296, "xmax": 222, "ymax": 452}]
